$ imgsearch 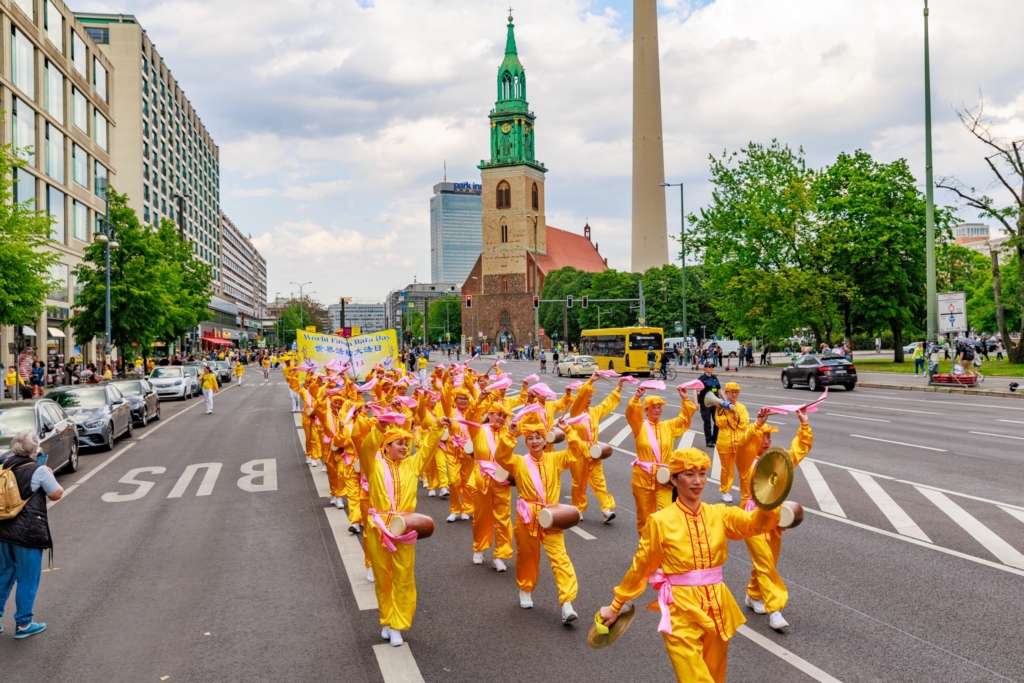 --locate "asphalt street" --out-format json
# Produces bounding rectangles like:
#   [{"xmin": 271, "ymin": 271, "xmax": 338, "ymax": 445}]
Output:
[{"xmin": 3, "ymin": 362, "xmax": 1023, "ymax": 682}]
